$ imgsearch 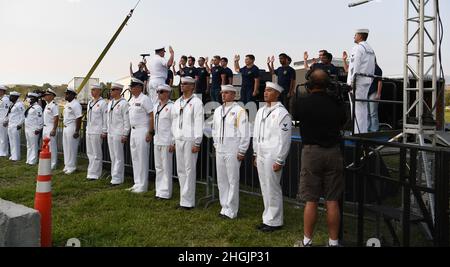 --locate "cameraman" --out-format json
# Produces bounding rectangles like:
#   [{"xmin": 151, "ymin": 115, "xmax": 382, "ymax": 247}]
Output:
[{"xmin": 293, "ymin": 69, "xmax": 346, "ymax": 247}]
